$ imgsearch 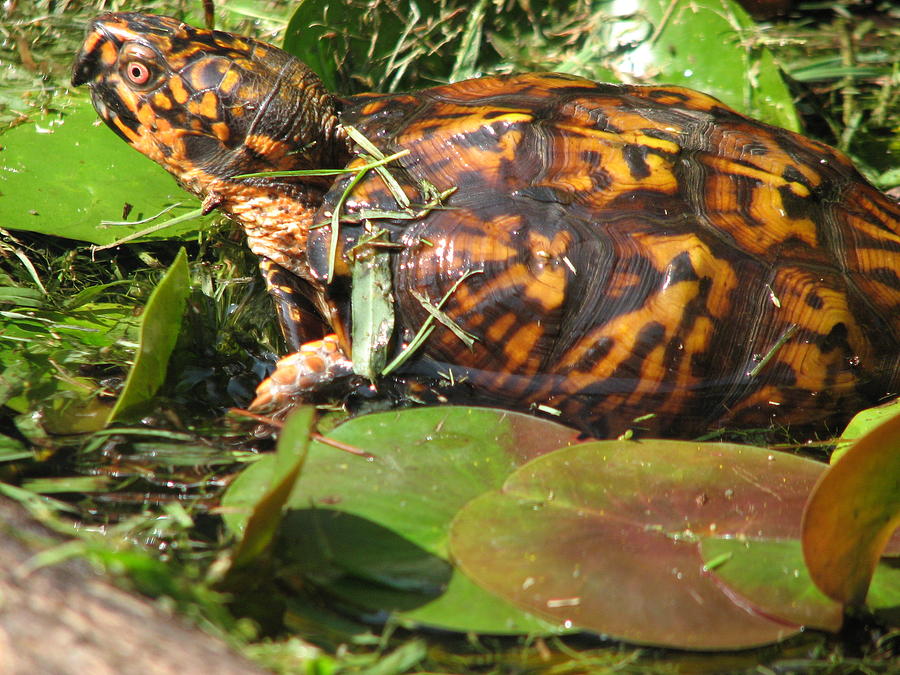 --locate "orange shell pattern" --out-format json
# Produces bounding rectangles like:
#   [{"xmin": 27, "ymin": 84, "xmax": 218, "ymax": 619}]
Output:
[{"xmin": 308, "ymin": 73, "xmax": 900, "ymax": 437}]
